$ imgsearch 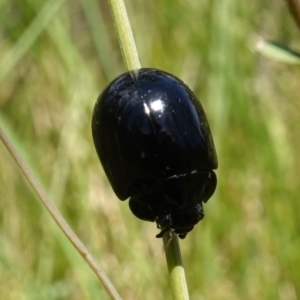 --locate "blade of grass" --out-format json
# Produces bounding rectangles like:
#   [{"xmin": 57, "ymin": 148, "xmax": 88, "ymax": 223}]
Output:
[
  {"xmin": 0, "ymin": 124, "xmax": 122, "ymax": 300},
  {"xmin": 255, "ymin": 39, "xmax": 300, "ymax": 64}
]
